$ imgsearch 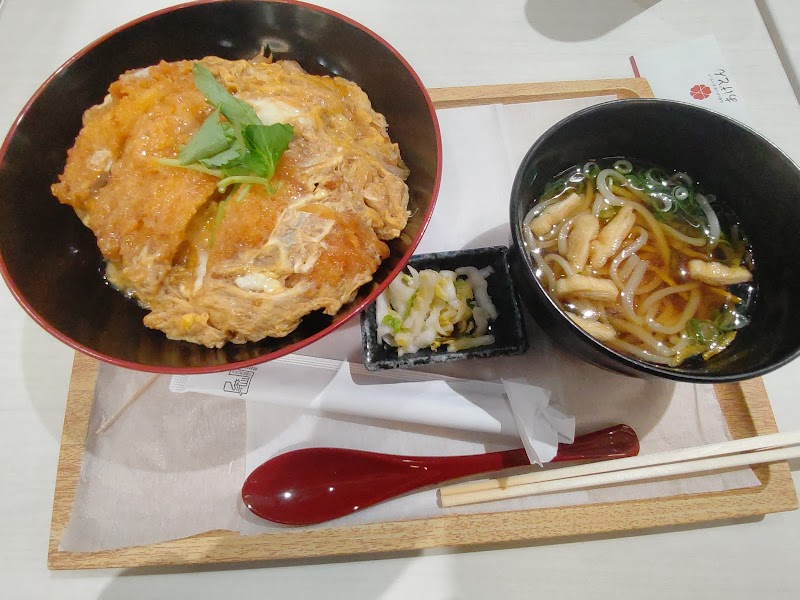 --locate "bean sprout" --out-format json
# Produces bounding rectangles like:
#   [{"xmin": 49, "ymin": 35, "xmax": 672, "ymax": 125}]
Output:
[{"xmin": 613, "ymin": 159, "xmax": 633, "ymax": 174}]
